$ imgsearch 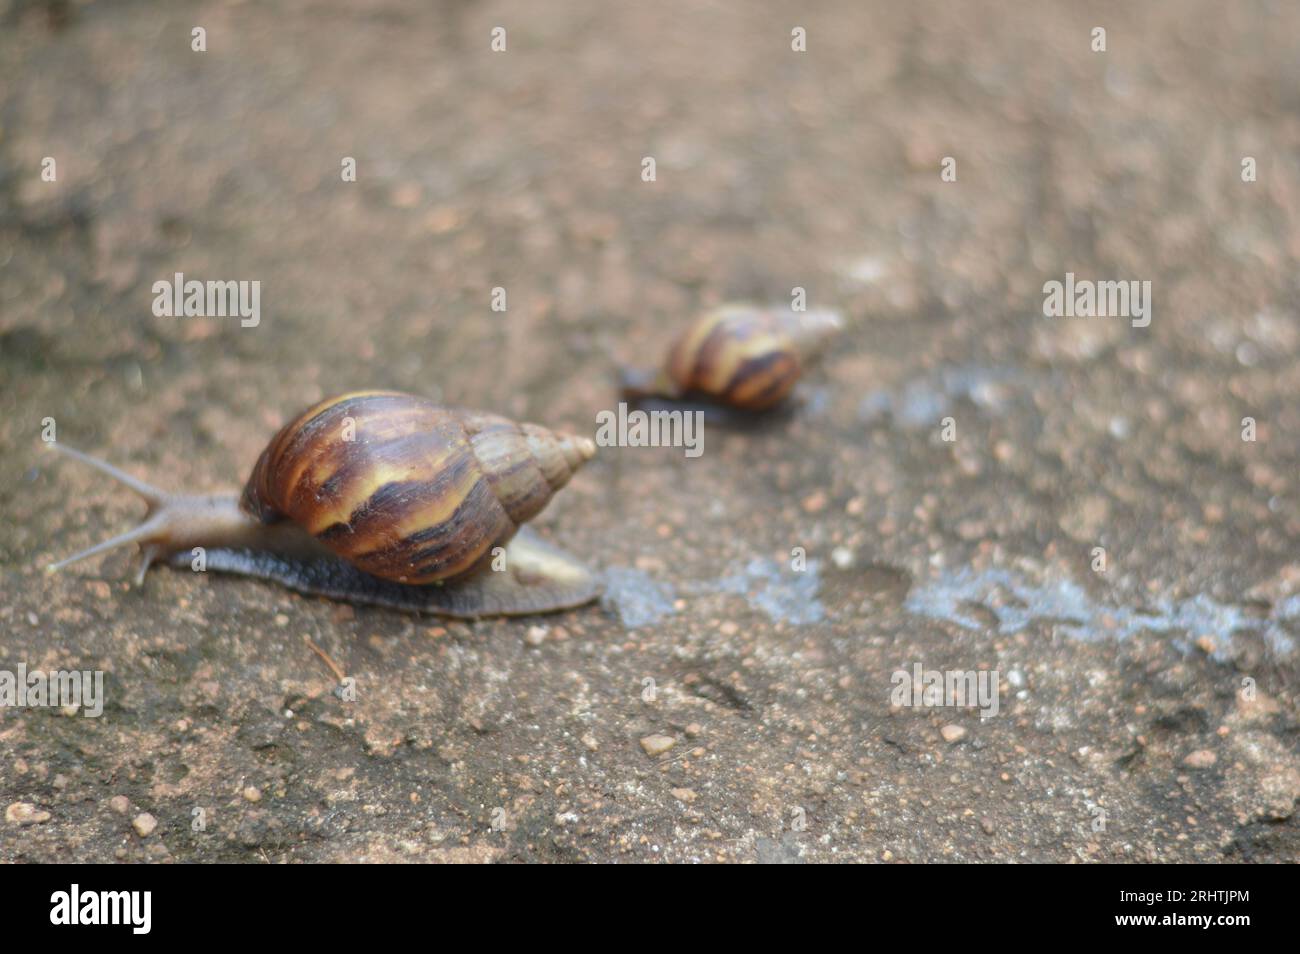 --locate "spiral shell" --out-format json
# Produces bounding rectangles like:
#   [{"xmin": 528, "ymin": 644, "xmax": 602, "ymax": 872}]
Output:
[
  {"xmin": 240, "ymin": 391, "xmax": 595, "ymax": 585},
  {"xmin": 640, "ymin": 304, "xmax": 842, "ymax": 411}
]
